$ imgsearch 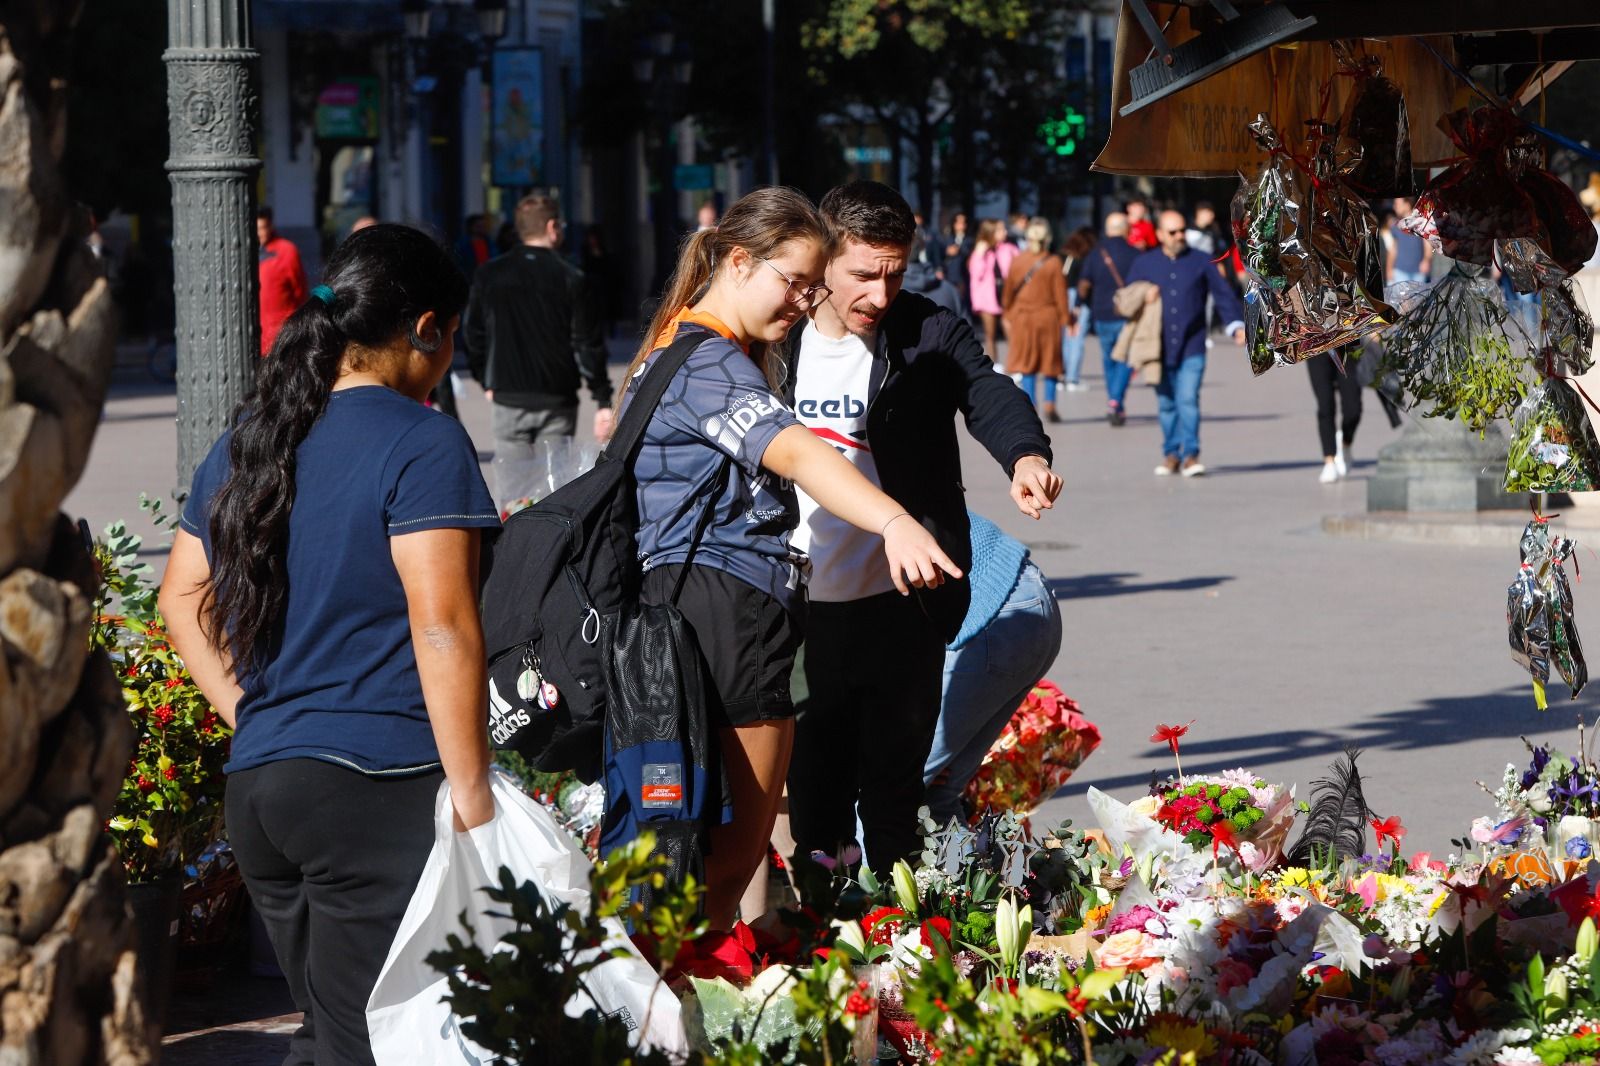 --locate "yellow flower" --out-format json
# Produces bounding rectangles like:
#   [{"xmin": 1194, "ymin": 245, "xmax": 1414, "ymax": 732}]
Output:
[
  {"xmin": 1145, "ymin": 1016, "xmax": 1217, "ymax": 1058},
  {"xmin": 1375, "ymin": 873, "xmax": 1410, "ymax": 900},
  {"xmin": 1278, "ymin": 867, "xmax": 1325, "ymax": 888}
]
